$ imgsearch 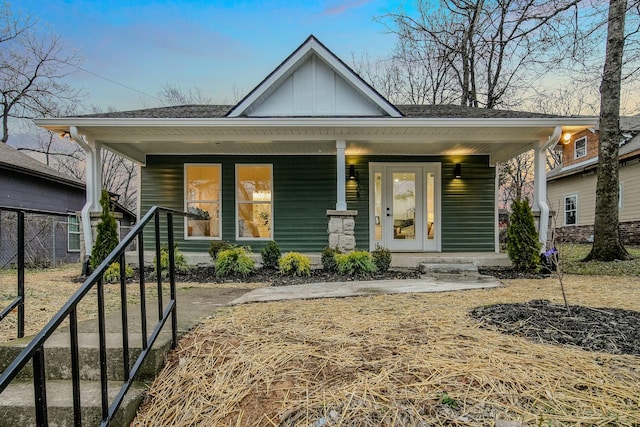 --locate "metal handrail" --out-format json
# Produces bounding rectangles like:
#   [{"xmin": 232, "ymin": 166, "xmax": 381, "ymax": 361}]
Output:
[
  {"xmin": 0, "ymin": 207, "xmax": 76, "ymax": 338},
  {"xmin": 0, "ymin": 206, "xmax": 189, "ymax": 426}
]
